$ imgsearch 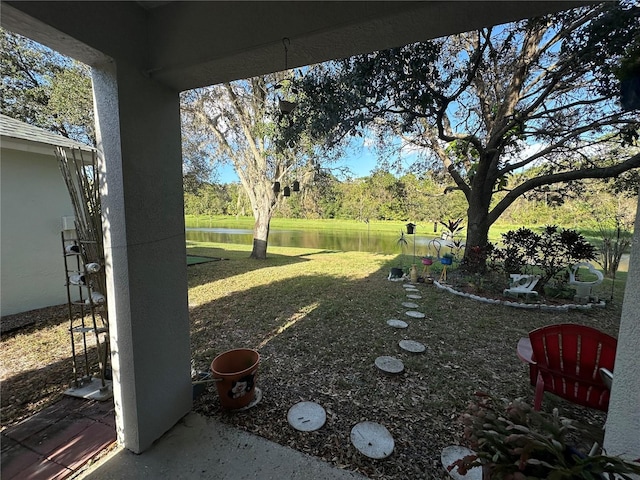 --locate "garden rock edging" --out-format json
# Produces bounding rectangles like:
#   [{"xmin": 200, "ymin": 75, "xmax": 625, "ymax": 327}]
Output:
[{"xmin": 432, "ymin": 280, "xmax": 606, "ymax": 312}]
